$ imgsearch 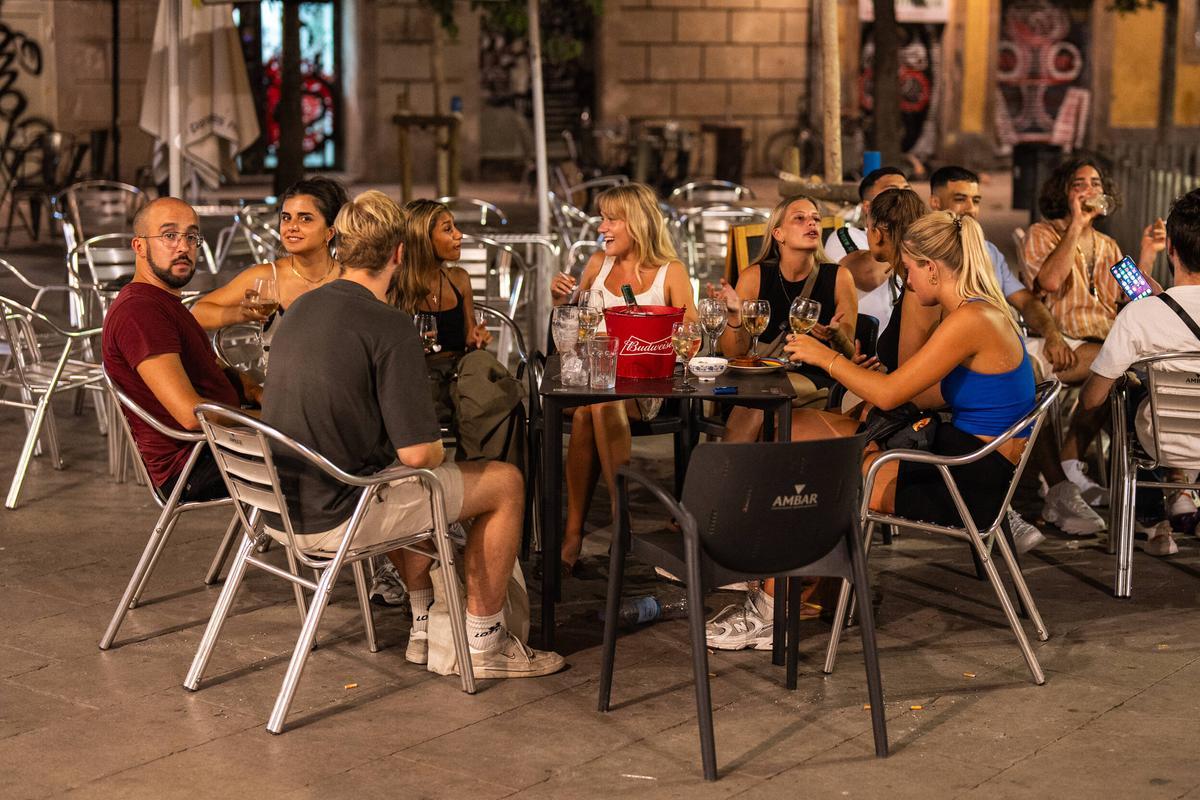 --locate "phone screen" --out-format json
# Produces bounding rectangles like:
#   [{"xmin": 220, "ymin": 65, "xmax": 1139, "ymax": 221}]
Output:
[{"xmin": 1110, "ymin": 255, "xmax": 1153, "ymax": 301}]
